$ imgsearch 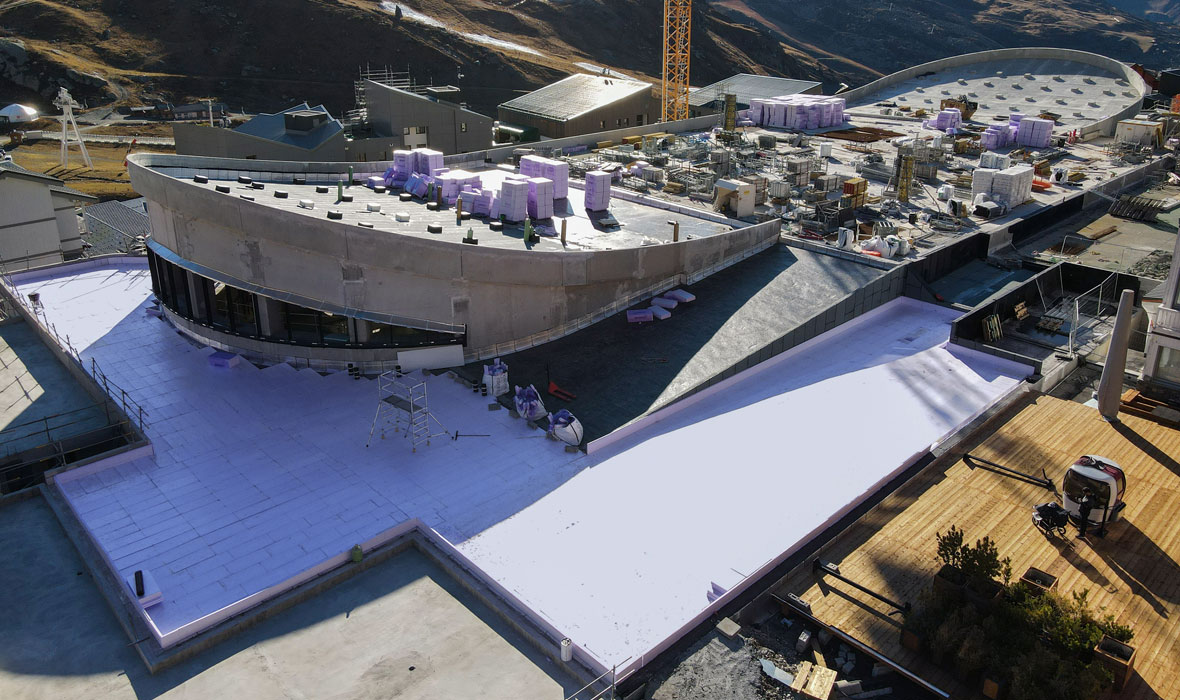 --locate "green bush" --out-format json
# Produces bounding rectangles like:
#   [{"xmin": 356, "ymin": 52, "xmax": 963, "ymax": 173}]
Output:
[{"xmin": 935, "ymin": 526, "xmax": 1011, "ymax": 587}]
